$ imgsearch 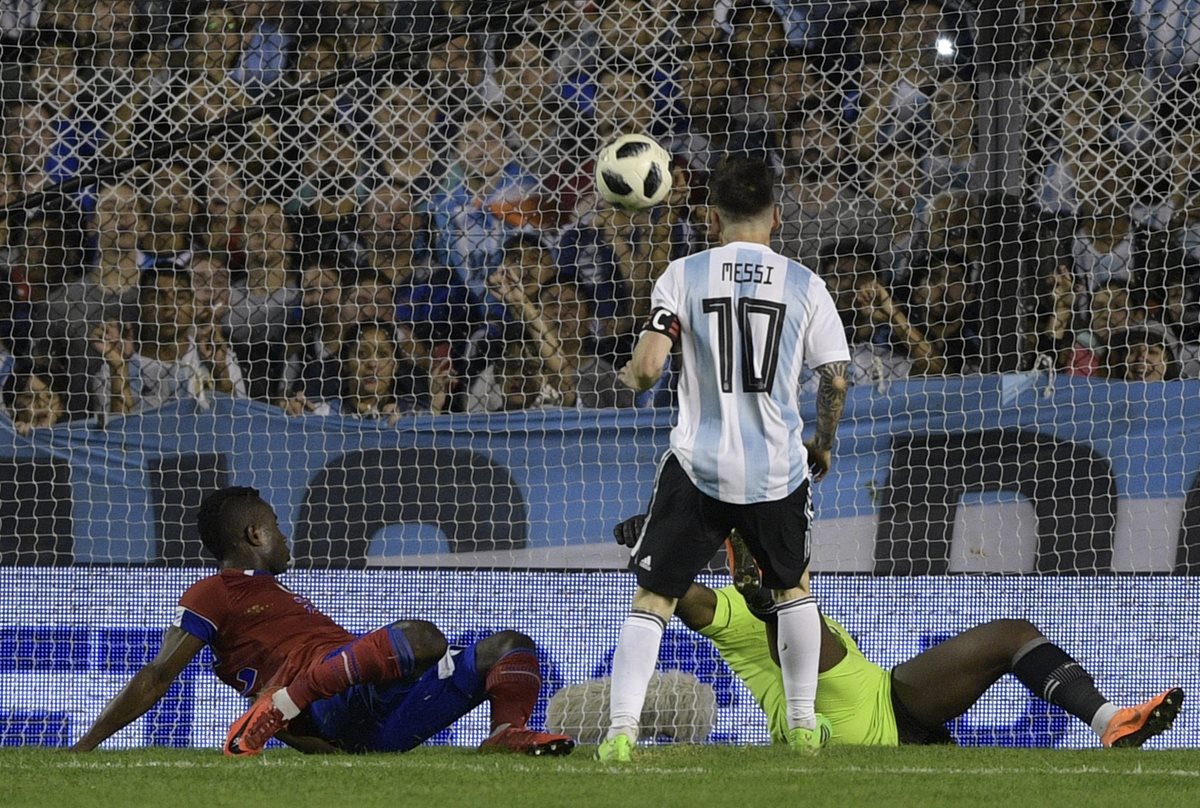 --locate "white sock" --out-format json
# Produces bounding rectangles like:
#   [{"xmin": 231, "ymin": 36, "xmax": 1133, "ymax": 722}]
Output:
[
  {"xmin": 776, "ymin": 596, "xmax": 821, "ymax": 731},
  {"xmin": 271, "ymin": 687, "xmax": 301, "ymax": 720},
  {"xmin": 1091, "ymin": 703, "xmax": 1120, "ymax": 737},
  {"xmin": 606, "ymin": 611, "xmax": 666, "ymax": 741}
]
